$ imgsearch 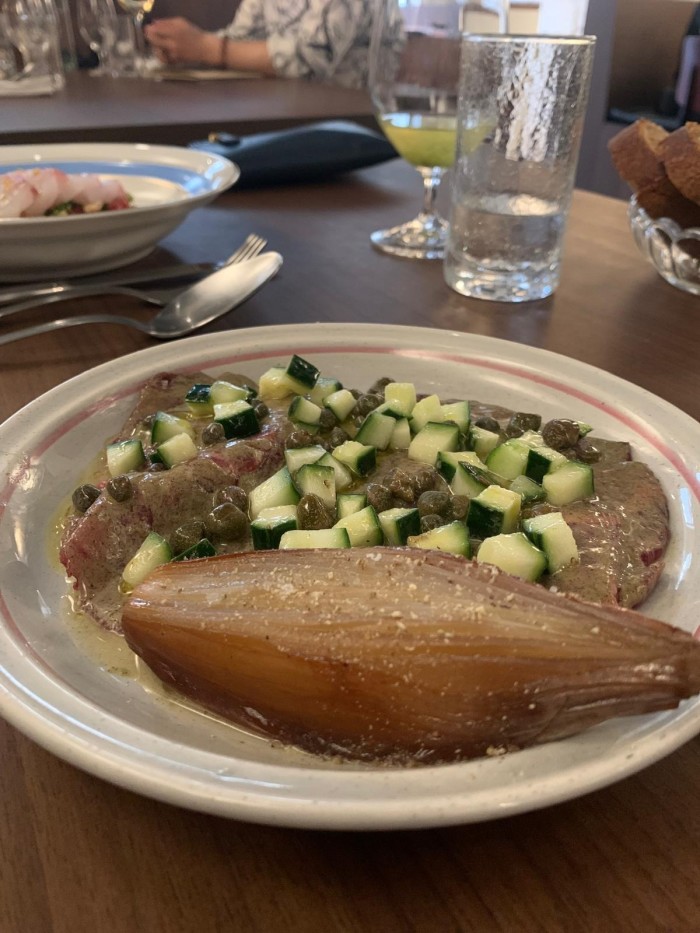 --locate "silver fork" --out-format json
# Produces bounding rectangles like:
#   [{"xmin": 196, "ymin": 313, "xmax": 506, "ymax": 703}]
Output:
[{"xmin": 0, "ymin": 234, "xmax": 267, "ymax": 323}]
